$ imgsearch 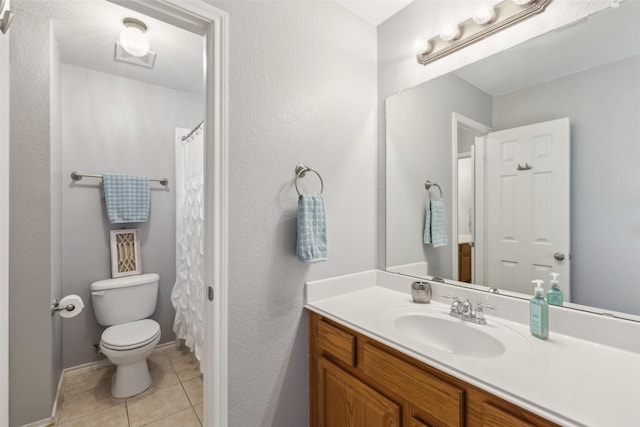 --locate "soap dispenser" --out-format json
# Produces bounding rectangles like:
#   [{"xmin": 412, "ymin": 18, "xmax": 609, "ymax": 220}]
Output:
[
  {"xmin": 530, "ymin": 280, "xmax": 549, "ymax": 340},
  {"xmin": 547, "ymin": 272, "xmax": 563, "ymax": 306}
]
